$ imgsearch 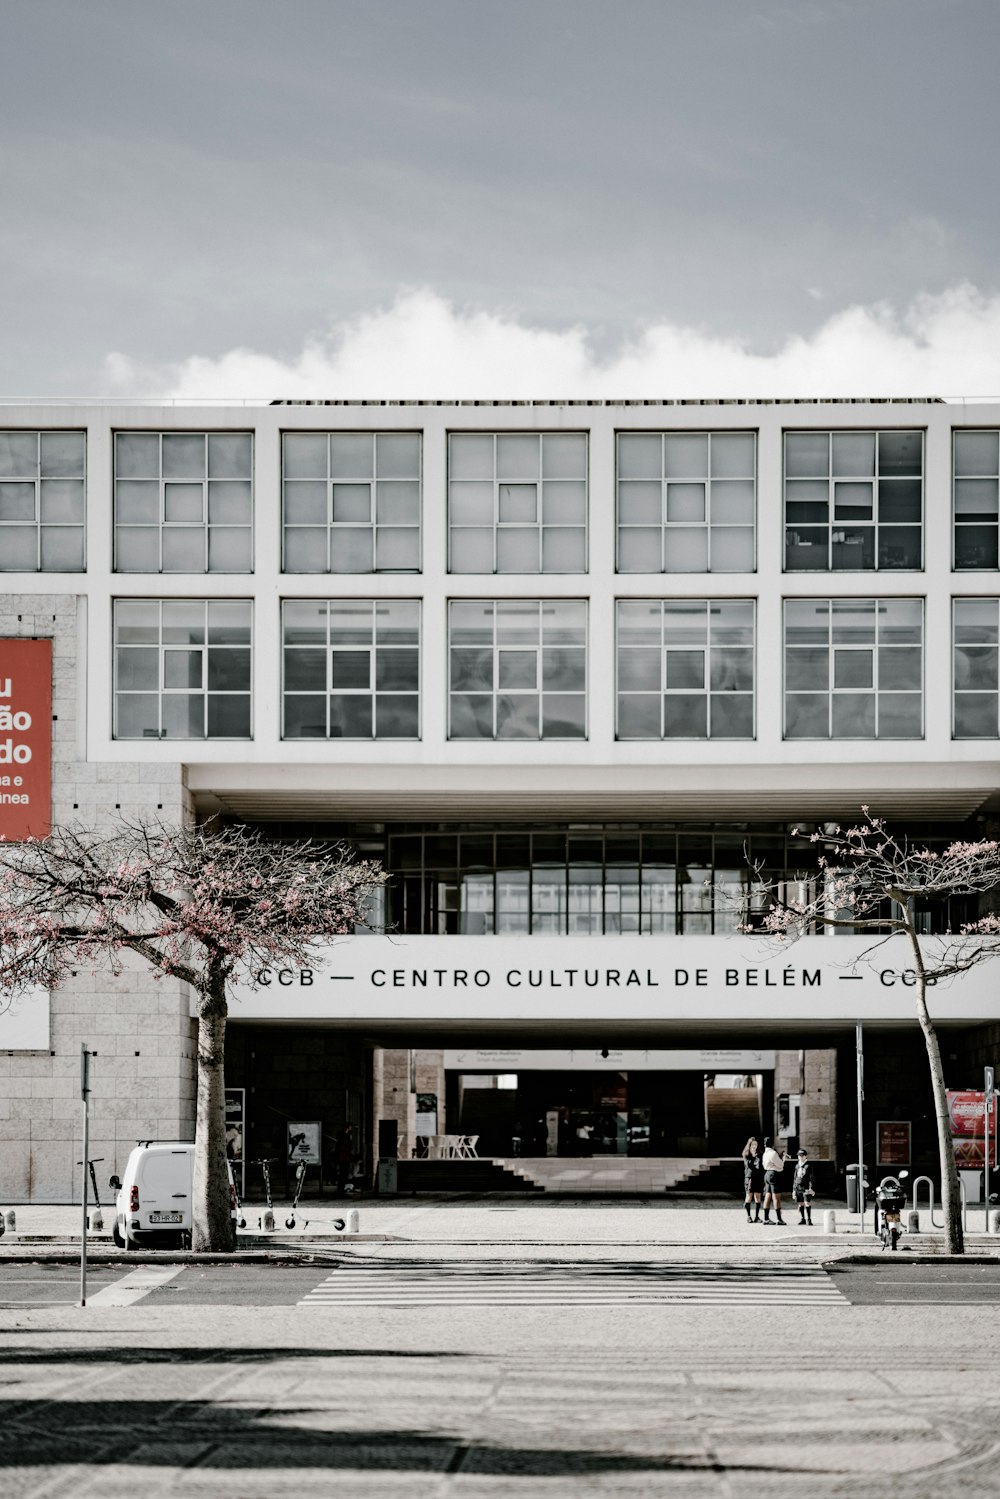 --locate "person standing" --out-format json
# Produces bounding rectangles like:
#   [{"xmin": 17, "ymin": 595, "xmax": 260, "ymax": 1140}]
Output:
[
  {"xmin": 792, "ymin": 1148, "xmax": 816, "ymax": 1225},
  {"xmin": 760, "ymin": 1136, "xmax": 789, "ymax": 1225},
  {"xmin": 741, "ymin": 1136, "xmax": 764, "ymax": 1222}
]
